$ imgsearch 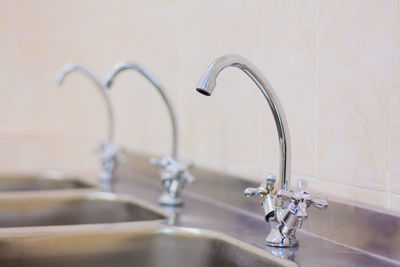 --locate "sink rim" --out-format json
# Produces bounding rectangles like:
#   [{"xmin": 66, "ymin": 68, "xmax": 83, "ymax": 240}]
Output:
[
  {"xmin": 0, "ymin": 171, "xmax": 97, "ymax": 192},
  {"xmin": 0, "ymin": 191, "xmax": 171, "ymax": 231},
  {"xmin": 0, "ymin": 221, "xmax": 297, "ymax": 267}
]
